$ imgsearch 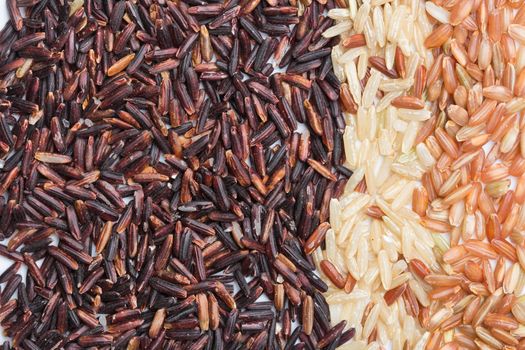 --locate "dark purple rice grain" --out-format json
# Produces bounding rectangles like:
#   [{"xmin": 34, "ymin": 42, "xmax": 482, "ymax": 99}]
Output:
[{"xmin": 0, "ymin": 261, "xmax": 19, "ymax": 285}]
